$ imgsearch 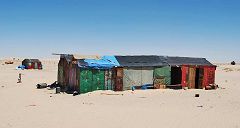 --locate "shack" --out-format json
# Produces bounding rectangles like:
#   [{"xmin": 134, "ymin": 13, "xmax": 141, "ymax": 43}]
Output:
[
  {"xmin": 165, "ymin": 56, "xmax": 216, "ymax": 89},
  {"xmin": 115, "ymin": 56, "xmax": 169, "ymax": 90},
  {"xmin": 57, "ymin": 54, "xmax": 119, "ymax": 94},
  {"xmin": 22, "ymin": 59, "xmax": 42, "ymax": 69}
]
